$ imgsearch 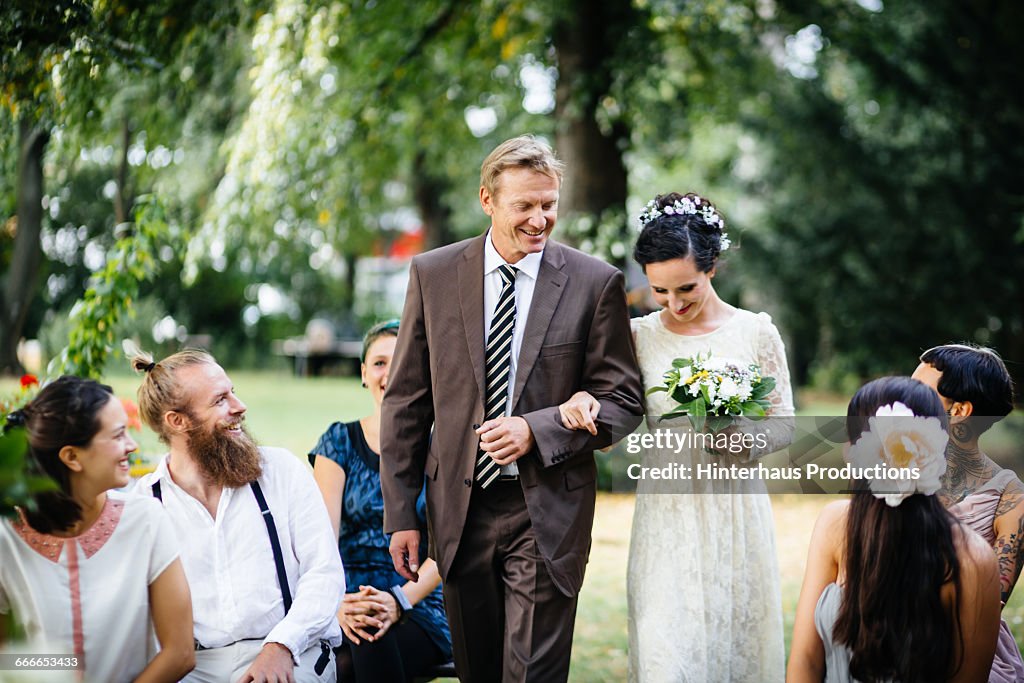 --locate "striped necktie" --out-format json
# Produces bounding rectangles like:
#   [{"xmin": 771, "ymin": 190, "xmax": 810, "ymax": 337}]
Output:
[{"xmin": 476, "ymin": 264, "xmax": 517, "ymax": 488}]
